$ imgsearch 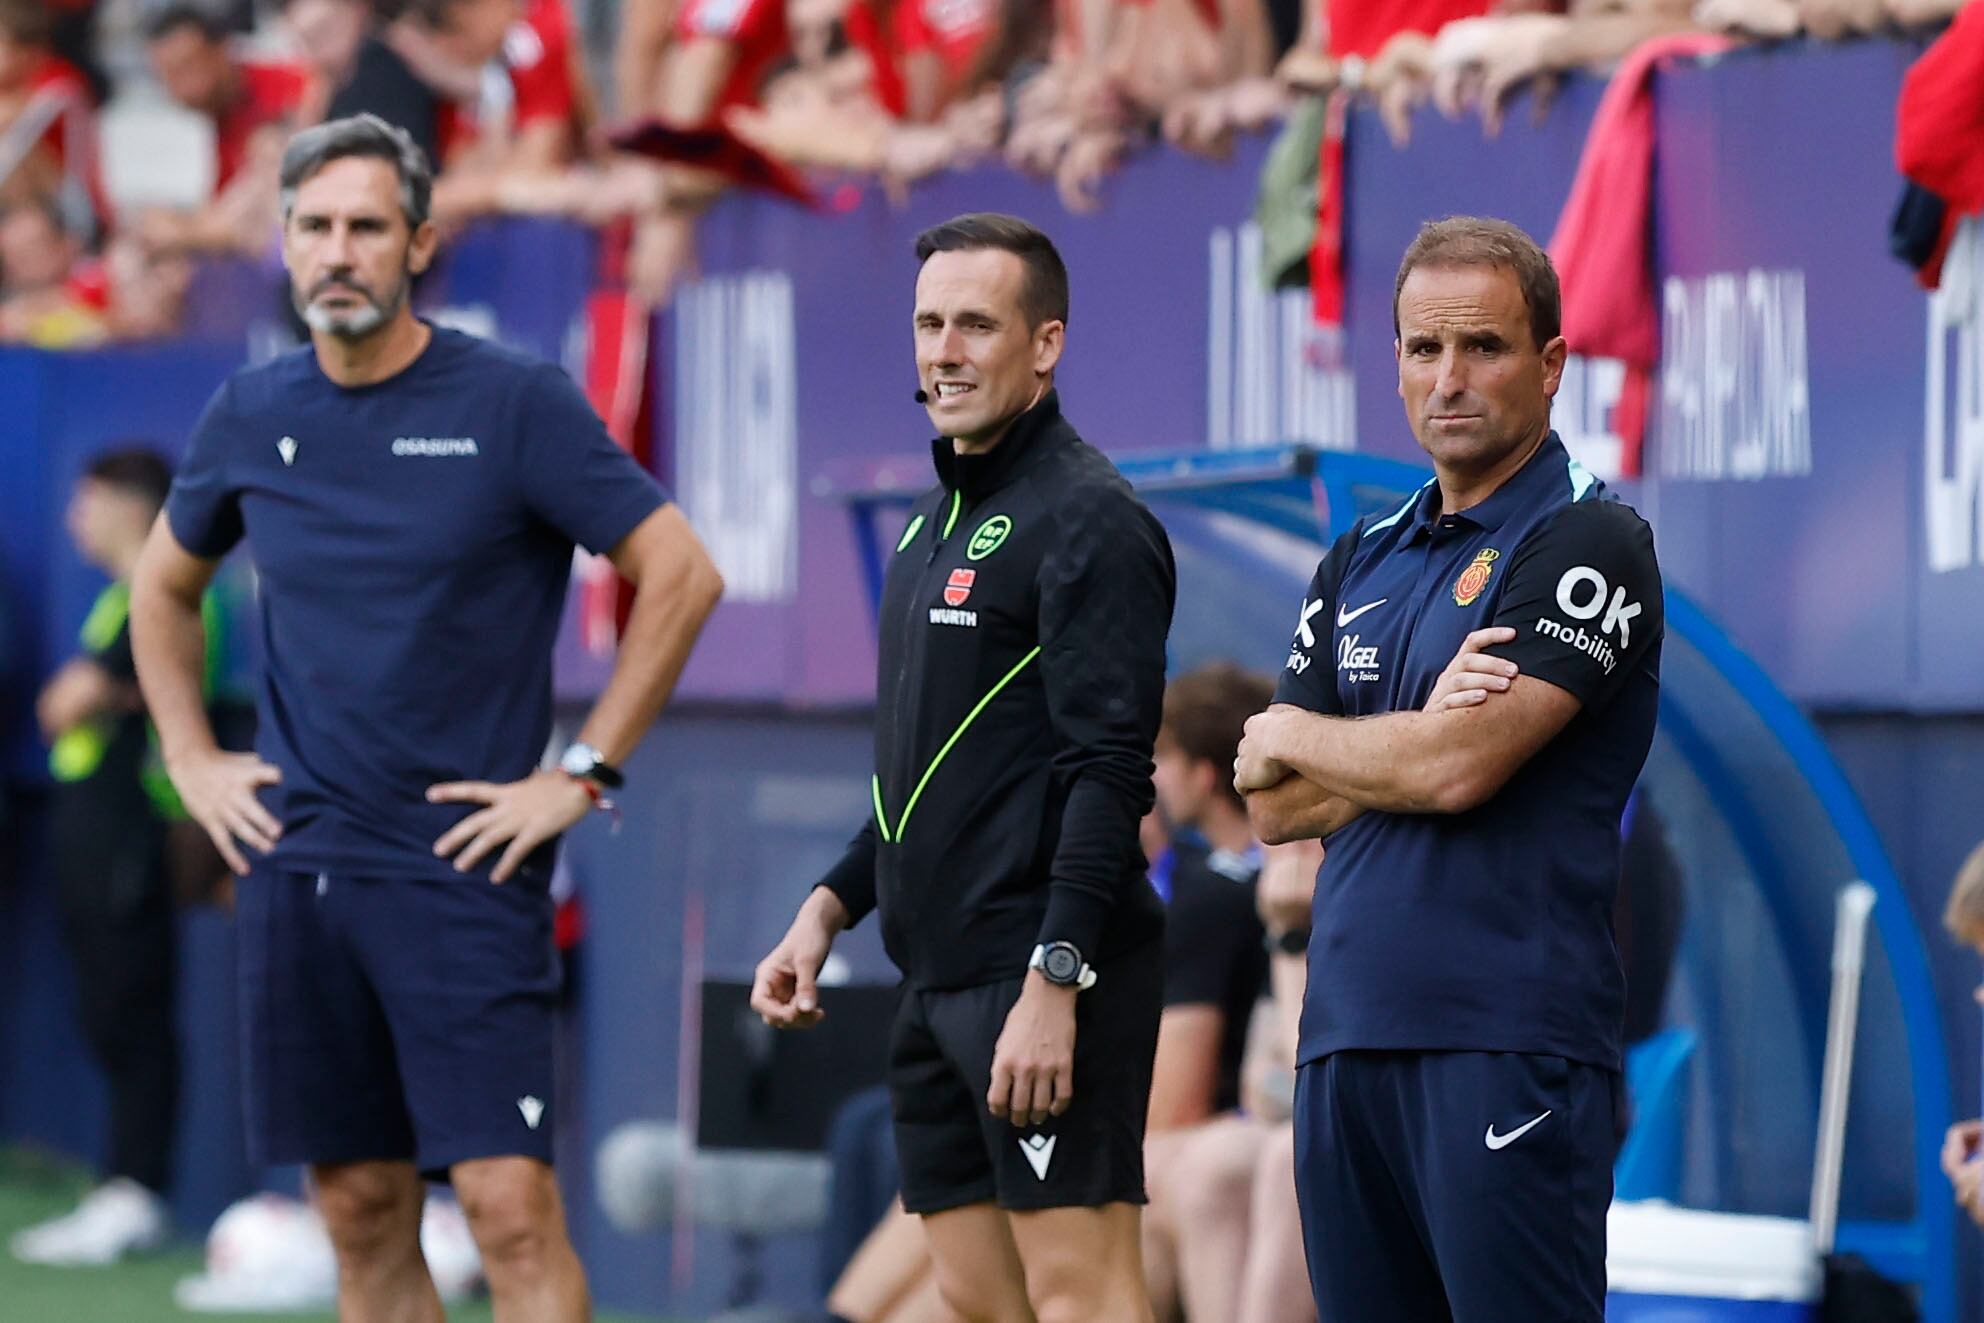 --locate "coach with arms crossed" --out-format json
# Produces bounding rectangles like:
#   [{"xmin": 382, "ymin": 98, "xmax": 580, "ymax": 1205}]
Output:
[
  {"xmin": 753, "ymin": 213, "xmax": 1174, "ymax": 1323},
  {"xmin": 132, "ymin": 114, "xmax": 722, "ymax": 1322},
  {"xmin": 1237, "ymin": 216, "xmax": 1663, "ymax": 1323}
]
